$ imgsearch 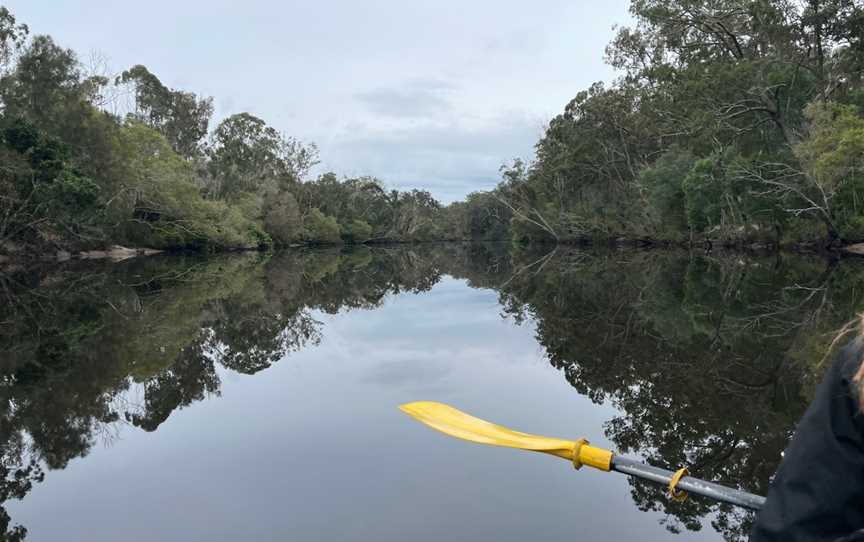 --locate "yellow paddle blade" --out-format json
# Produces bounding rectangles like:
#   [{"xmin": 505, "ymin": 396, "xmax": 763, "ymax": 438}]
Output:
[{"xmin": 399, "ymin": 401, "xmax": 576, "ymax": 461}]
